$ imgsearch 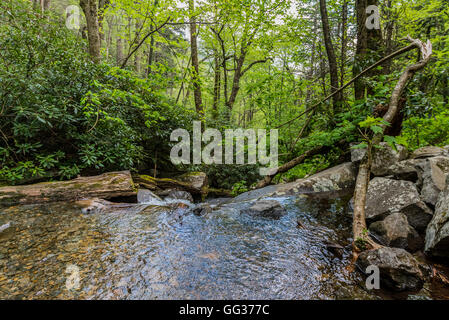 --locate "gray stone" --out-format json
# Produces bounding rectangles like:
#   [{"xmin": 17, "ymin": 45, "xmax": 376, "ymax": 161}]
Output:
[
  {"xmin": 369, "ymin": 212, "xmax": 422, "ymax": 252},
  {"xmin": 357, "ymin": 247, "xmax": 424, "ymax": 291},
  {"xmin": 351, "ymin": 142, "xmax": 408, "ymax": 176},
  {"xmin": 165, "ymin": 190, "xmax": 194, "ymax": 203},
  {"xmin": 137, "ymin": 189, "xmax": 162, "ymax": 204},
  {"xmin": 420, "ymin": 156, "xmax": 449, "ymax": 206},
  {"xmin": 193, "ymin": 203, "xmax": 212, "ymax": 217},
  {"xmin": 411, "ymin": 146, "xmax": 446, "ymax": 159},
  {"xmin": 243, "ymin": 200, "xmax": 286, "ymax": 219},
  {"xmin": 425, "ymin": 175, "xmax": 449, "ymax": 258},
  {"xmin": 366, "ymin": 178, "xmax": 433, "ymax": 231},
  {"xmin": 382, "ymin": 159, "xmax": 427, "ymax": 183}
]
